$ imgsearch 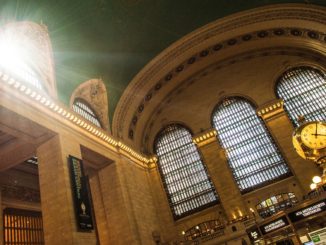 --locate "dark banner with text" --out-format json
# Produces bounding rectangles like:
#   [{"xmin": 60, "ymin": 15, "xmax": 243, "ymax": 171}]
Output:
[
  {"xmin": 288, "ymin": 199, "xmax": 326, "ymax": 223},
  {"xmin": 259, "ymin": 216, "xmax": 289, "ymax": 235},
  {"xmin": 68, "ymin": 155, "xmax": 94, "ymax": 230}
]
